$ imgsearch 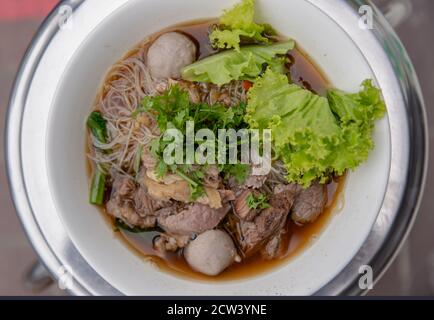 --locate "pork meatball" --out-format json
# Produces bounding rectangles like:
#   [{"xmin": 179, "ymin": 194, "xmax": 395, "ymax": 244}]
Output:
[
  {"xmin": 147, "ymin": 32, "xmax": 196, "ymax": 79},
  {"xmin": 184, "ymin": 230, "xmax": 237, "ymax": 276}
]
